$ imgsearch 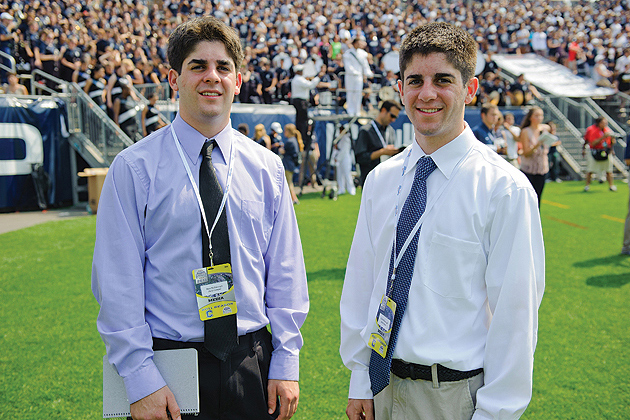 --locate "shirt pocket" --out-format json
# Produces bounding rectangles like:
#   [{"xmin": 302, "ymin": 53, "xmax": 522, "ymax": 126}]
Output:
[
  {"xmin": 423, "ymin": 232, "xmax": 484, "ymax": 299},
  {"xmin": 240, "ymin": 199, "xmax": 268, "ymax": 251}
]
